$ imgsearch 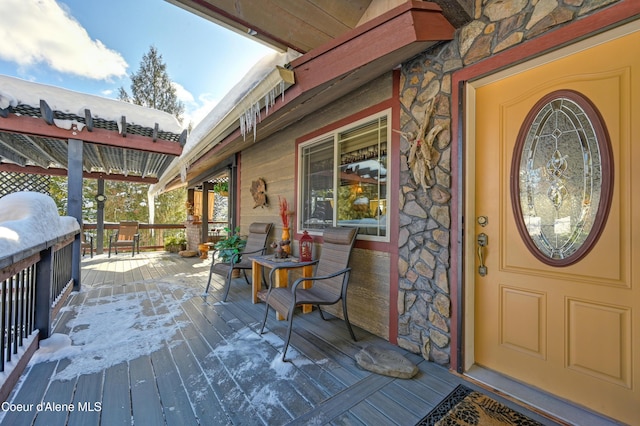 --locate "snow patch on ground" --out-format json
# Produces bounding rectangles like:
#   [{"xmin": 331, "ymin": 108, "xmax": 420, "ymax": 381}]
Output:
[{"xmin": 30, "ymin": 283, "xmax": 194, "ymax": 381}]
